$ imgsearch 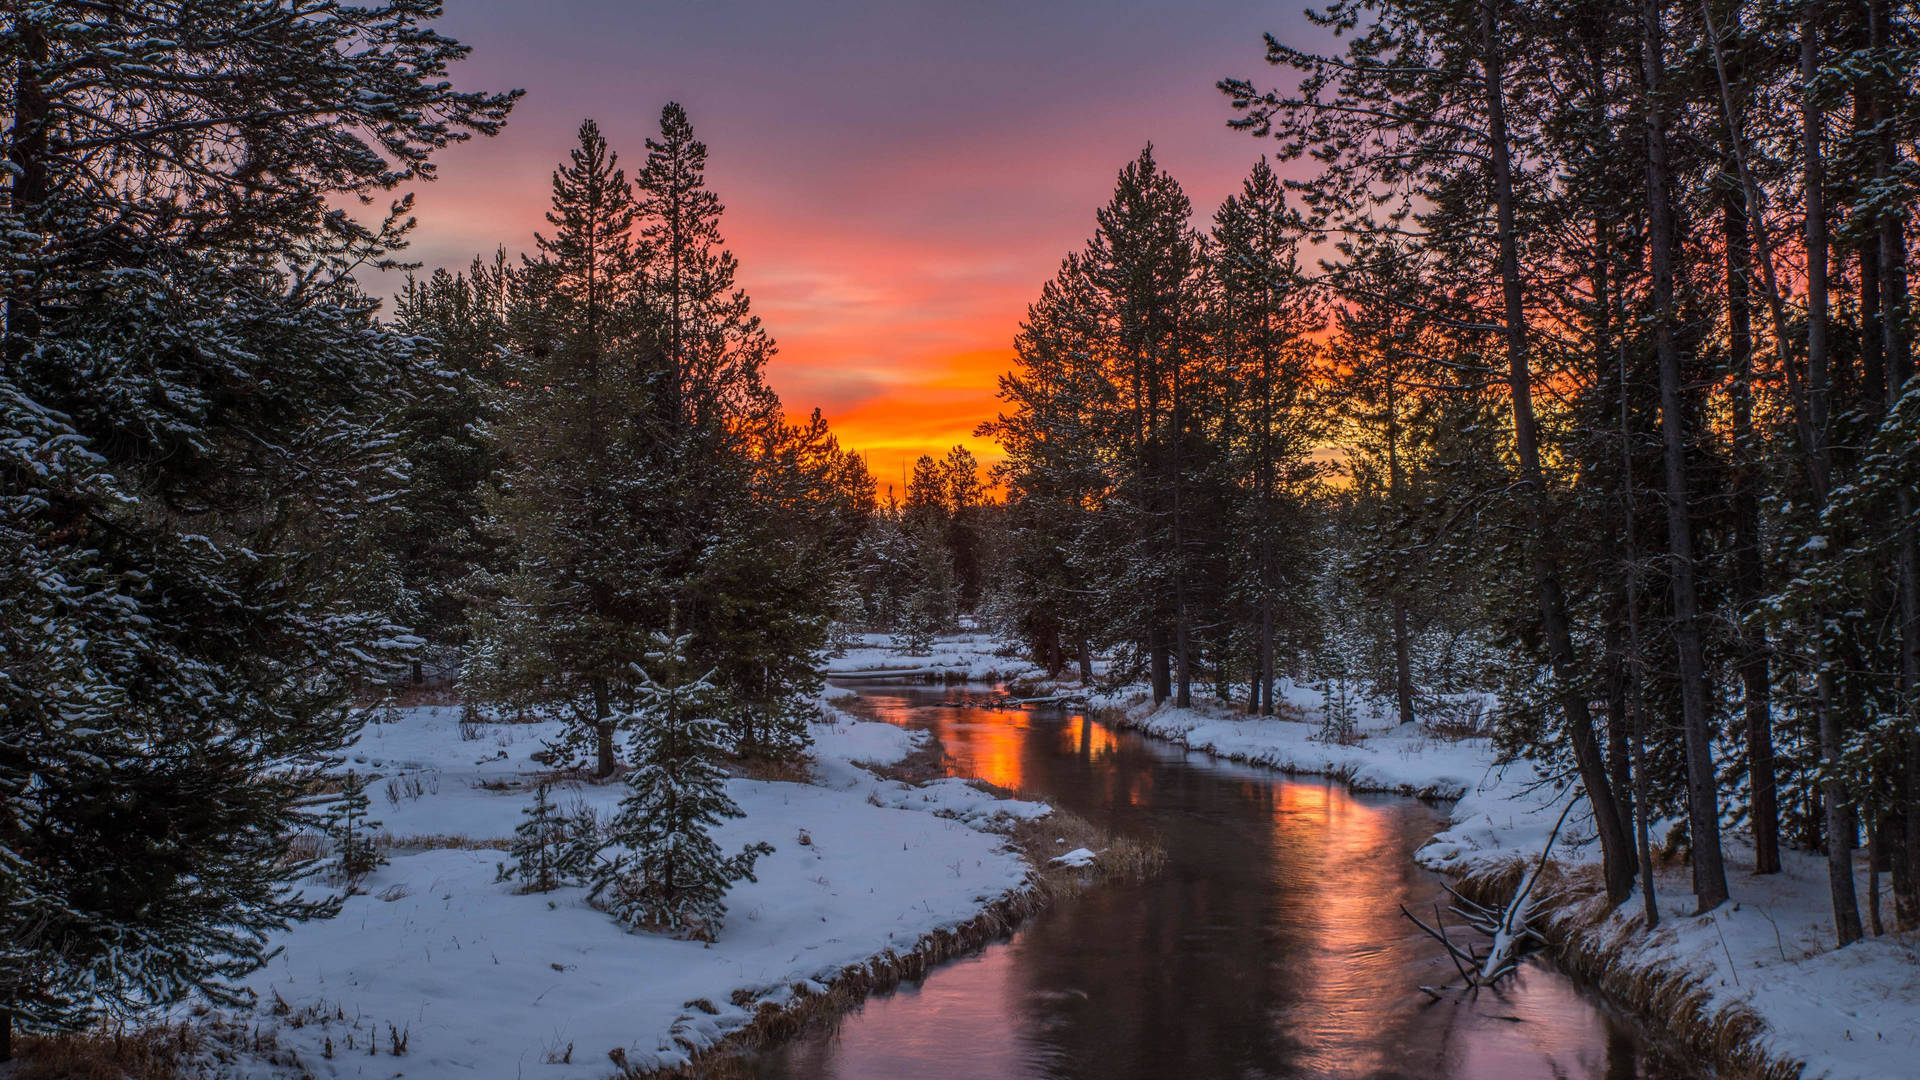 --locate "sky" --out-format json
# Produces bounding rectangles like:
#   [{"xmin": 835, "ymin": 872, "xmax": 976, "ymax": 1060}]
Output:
[{"xmin": 392, "ymin": 0, "xmax": 1326, "ymax": 489}]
